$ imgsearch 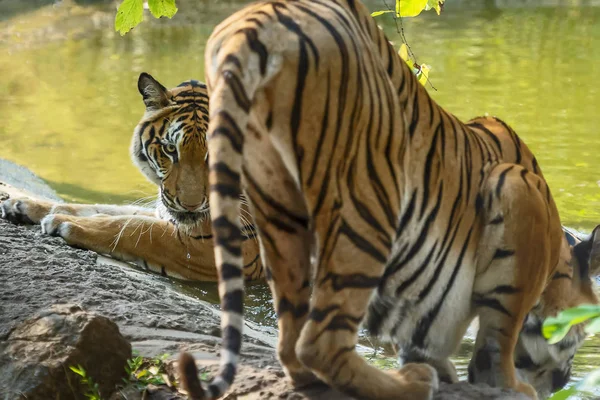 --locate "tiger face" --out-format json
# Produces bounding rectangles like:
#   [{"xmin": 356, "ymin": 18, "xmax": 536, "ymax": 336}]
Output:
[
  {"xmin": 514, "ymin": 226, "xmax": 600, "ymax": 398},
  {"xmin": 130, "ymin": 73, "xmax": 210, "ymax": 230}
]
